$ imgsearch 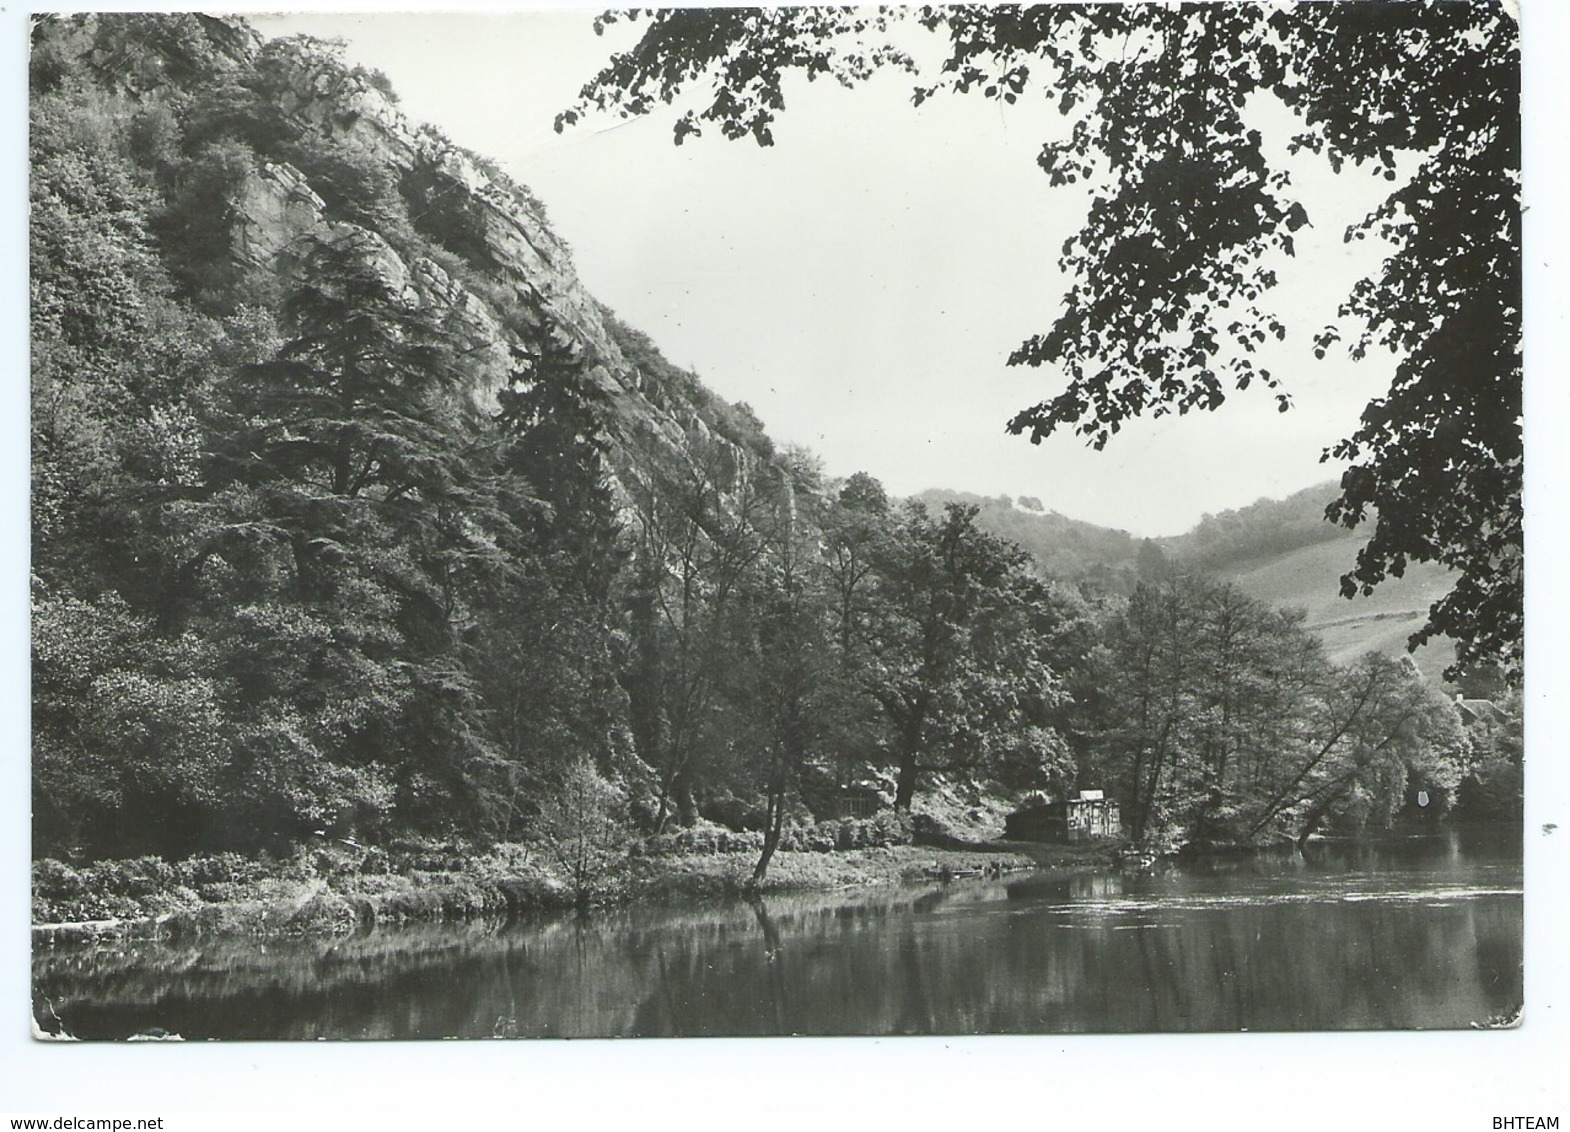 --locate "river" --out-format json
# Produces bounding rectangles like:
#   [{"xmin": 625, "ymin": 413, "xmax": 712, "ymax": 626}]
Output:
[{"xmin": 32, "ymin": 825, "xmax": 1522, "ymax": 1039}]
